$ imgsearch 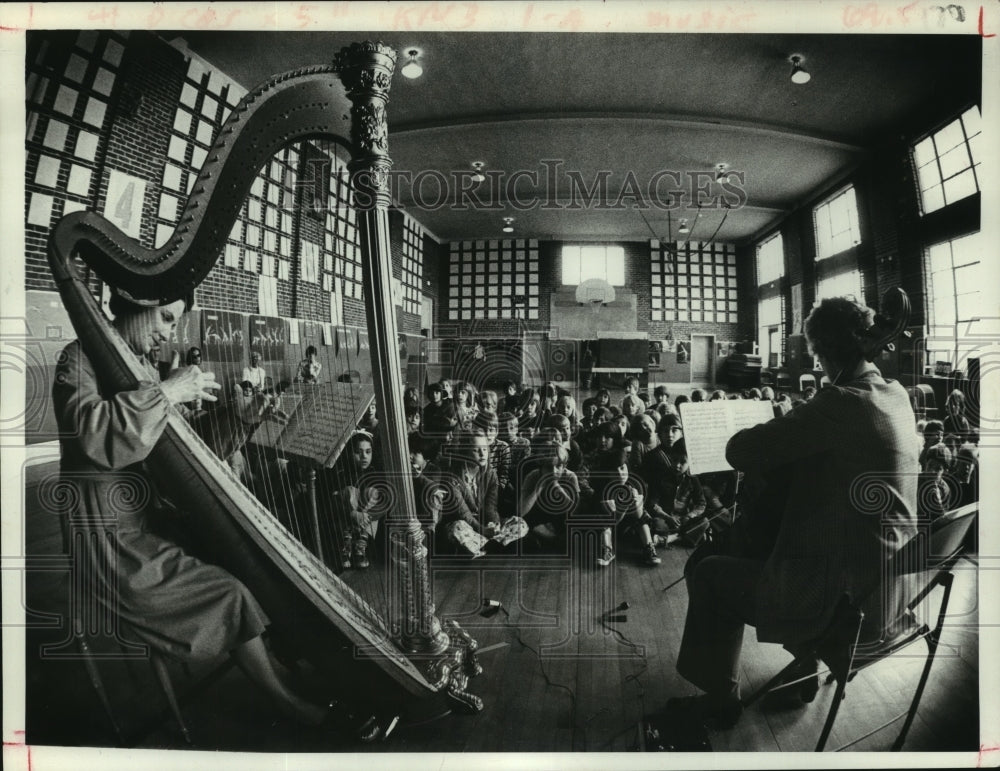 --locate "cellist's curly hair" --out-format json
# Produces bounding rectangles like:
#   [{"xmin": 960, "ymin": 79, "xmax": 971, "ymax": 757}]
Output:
[{"xmin": 805, "ymin": 297, "xmax": 874, "ymax": 366}]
